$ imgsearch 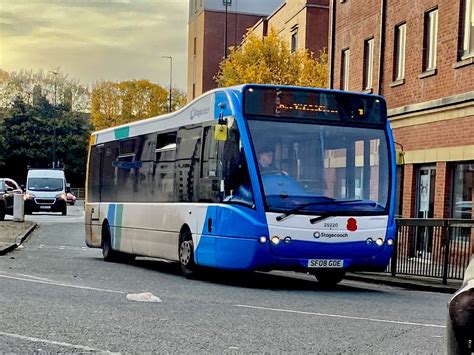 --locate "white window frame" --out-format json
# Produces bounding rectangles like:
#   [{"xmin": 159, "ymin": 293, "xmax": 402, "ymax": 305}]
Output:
[
  {"xmin": 394, "ymin": 23, "xmax": 406, "ymax": 80},
  {"xmin": 341, "ymin": 49, "xmax": 350, "ymax": 91},
  {"xmin": 363, "ymin": 38, "xmax": 374, "ymax": 90},
  {"xmin": 462, "ymin": 0, "xmax": 474, "ymax": 58},
  {"xmin": 424, "ymin": 8, "xmax": 438, "ymax": 71}
]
